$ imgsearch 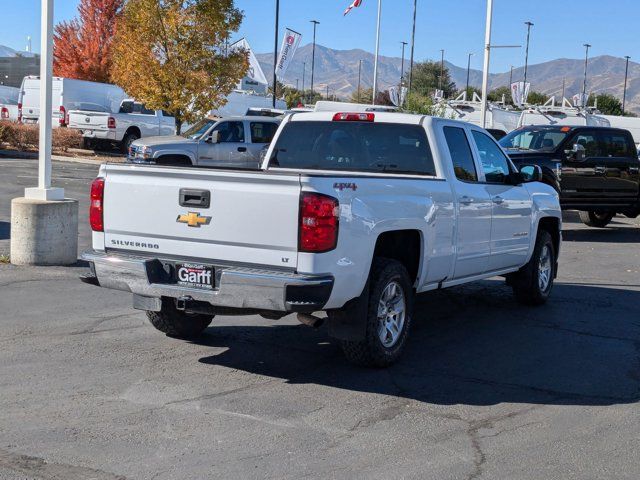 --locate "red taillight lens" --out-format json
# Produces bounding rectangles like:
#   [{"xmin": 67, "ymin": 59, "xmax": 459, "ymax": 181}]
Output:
[
  {"xmin": 59, "ymin": 105, "xmax": 66, "ymax": 126},
  {"xmin": 107, "ymin": 117, "xmax": 116, "ymax": 129},
  {"xmin": 332, "ymin": 112, "xmax": 375, "ymax": 122},
  {"xmin": 89, "ymin": 177, "xmax": 105, "ymax": 232},
  {"xmin": 17, "ymin": 102, "xmax": 22, "ymax": 123},
  {"xmin": 299, "ymin": 192, "xmax": 339, "ymax": 253},
  {"xmin": 0, "ymin": 107, "xmax": 8, "ymax": 119}
]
